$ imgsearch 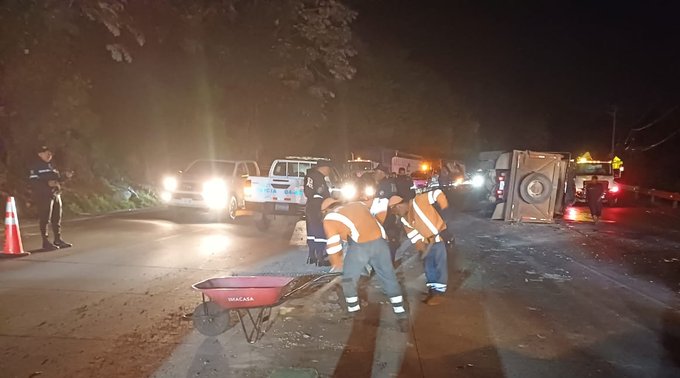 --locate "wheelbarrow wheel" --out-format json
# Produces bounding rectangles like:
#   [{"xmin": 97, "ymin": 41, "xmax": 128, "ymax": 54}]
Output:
[{"xmin": 192, "ymin": 302, "xmax": 231, "ymax": 336}]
